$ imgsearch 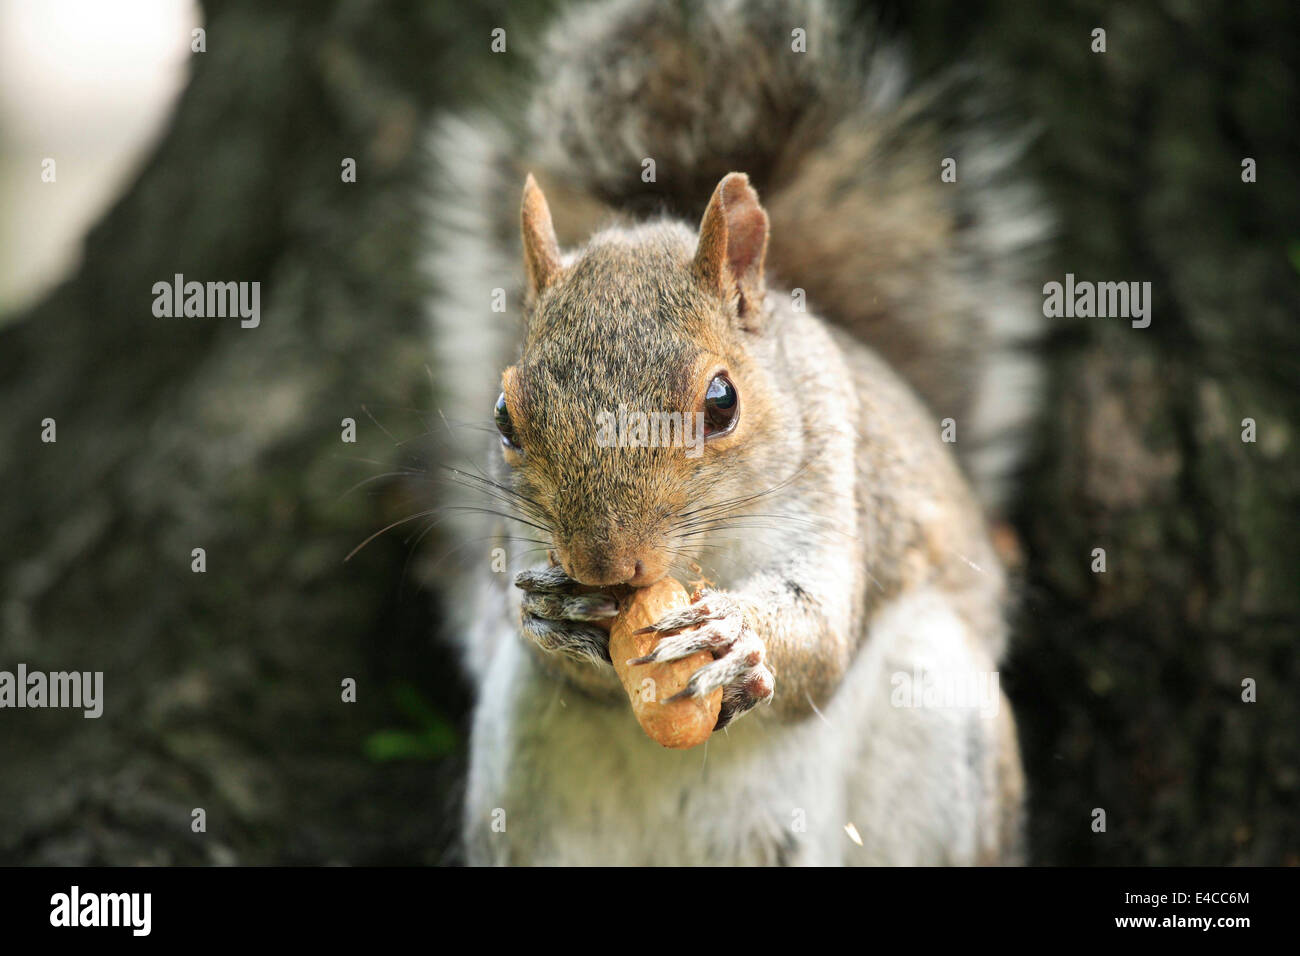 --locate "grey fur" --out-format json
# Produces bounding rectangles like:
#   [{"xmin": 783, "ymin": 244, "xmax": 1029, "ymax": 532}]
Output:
[{"xmin": 424, "ymin": 0, "xmax": 1038, "ymax": 865}]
